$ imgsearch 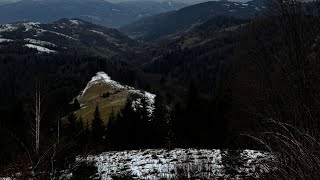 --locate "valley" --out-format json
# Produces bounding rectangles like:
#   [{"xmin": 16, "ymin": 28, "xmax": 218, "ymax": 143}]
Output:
[
  {"xmin": 1, "ymin": 0, "xmax": 319, "ymax": 179},
  {"xmin": 121, "ymin": 0, "xmax": 262, "ymax": 41},
  {"xmin": 0, "ymin": 0, "xmax": 187, "ymax": 27}
]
